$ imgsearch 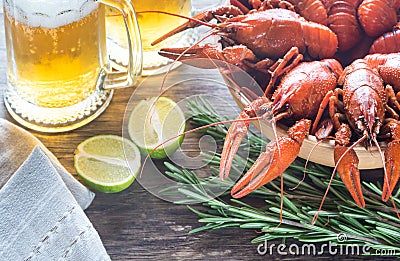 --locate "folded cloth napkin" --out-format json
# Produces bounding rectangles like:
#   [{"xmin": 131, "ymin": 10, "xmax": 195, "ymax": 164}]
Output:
[
  {"xmin": 0, "ymin": 119, "xmax": 110, "ymax": 260},
  {"xmin": 0, "ymin": 118, "xmax": 93, "ymax": 209}
]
